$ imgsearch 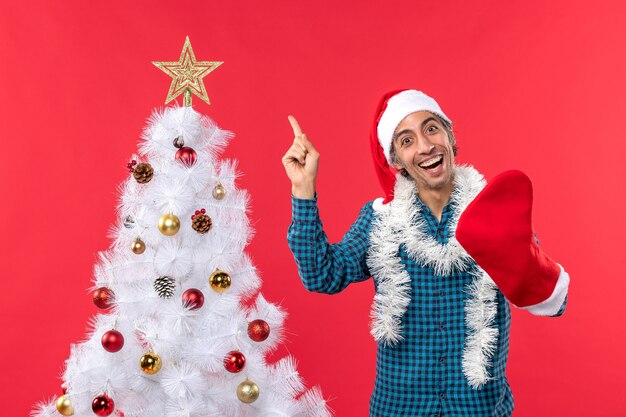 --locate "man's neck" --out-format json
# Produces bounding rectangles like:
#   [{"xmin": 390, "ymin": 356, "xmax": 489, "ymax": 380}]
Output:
[{"xmin": 417, "ymin": 180, "xmax": 455, "ymax": 222}]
